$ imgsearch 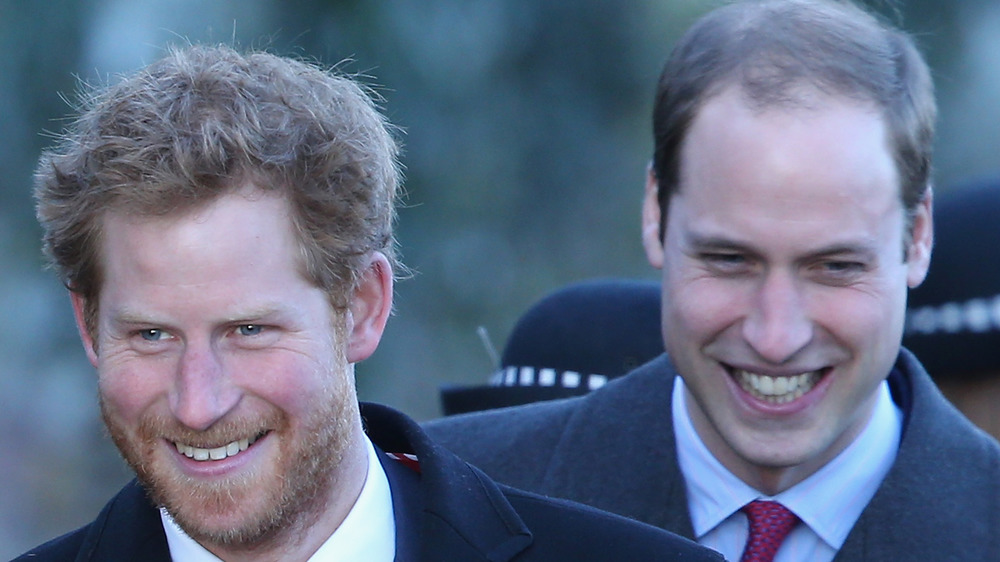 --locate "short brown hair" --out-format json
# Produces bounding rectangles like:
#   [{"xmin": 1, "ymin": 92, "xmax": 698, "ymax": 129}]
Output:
[
  {"xmin": 35, "ymin": 44, "xmax": 403, "ymax": 332},
  {"xmin": 652, "ymin": 0, "xmax": 935, "ymax": 239}
]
